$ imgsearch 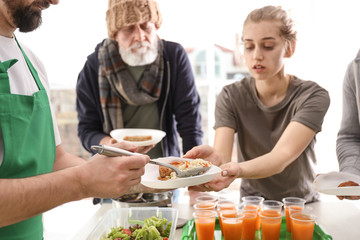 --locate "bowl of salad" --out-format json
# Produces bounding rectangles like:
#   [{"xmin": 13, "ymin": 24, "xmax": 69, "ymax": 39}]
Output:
[{"xmin": 87, "ymin": 207, "xmax": 178, "ymax": 240}]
